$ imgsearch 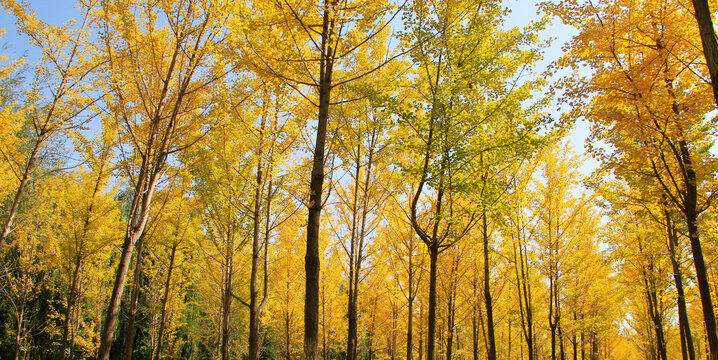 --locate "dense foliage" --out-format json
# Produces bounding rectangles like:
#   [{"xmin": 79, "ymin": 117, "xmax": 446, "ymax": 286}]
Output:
[{"xmin": 1, "ymin": 0, "xmax": 717, "ymax": 359}]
